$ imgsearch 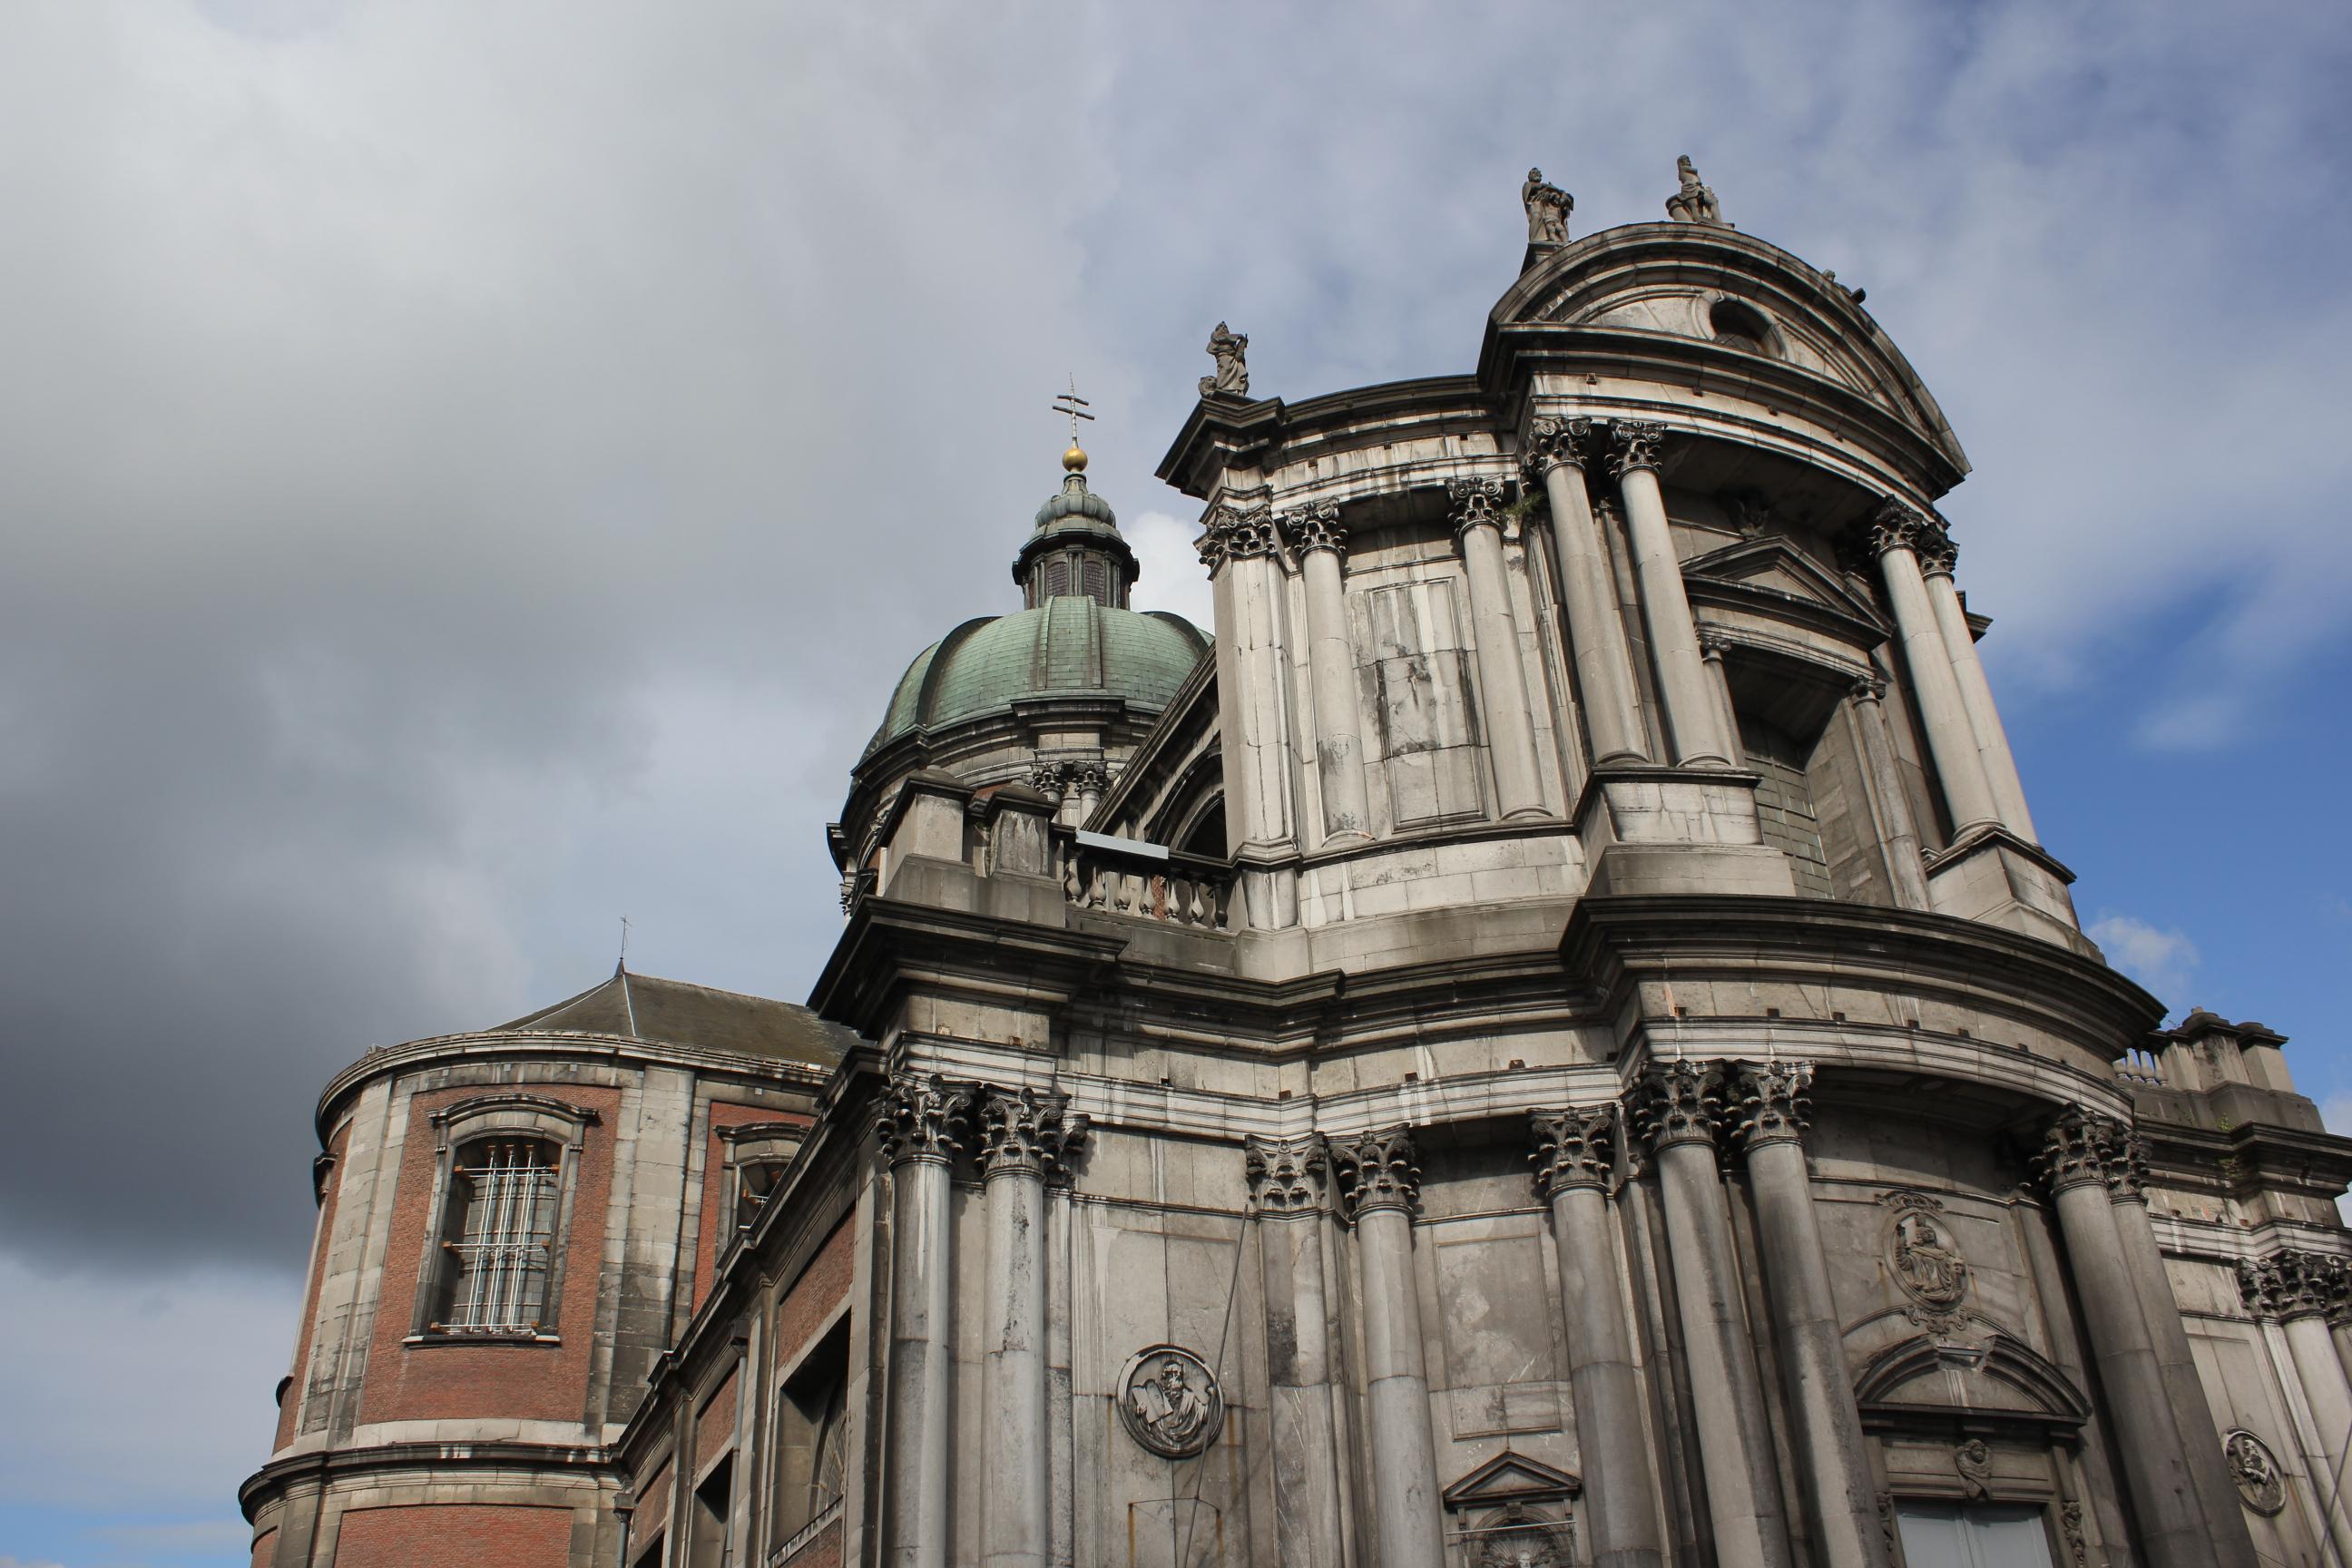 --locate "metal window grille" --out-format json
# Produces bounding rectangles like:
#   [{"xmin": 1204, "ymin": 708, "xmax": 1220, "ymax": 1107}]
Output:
[{"xmin": 440, "ymin": 1139, "xmax": 559, "ymax": 1334}]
